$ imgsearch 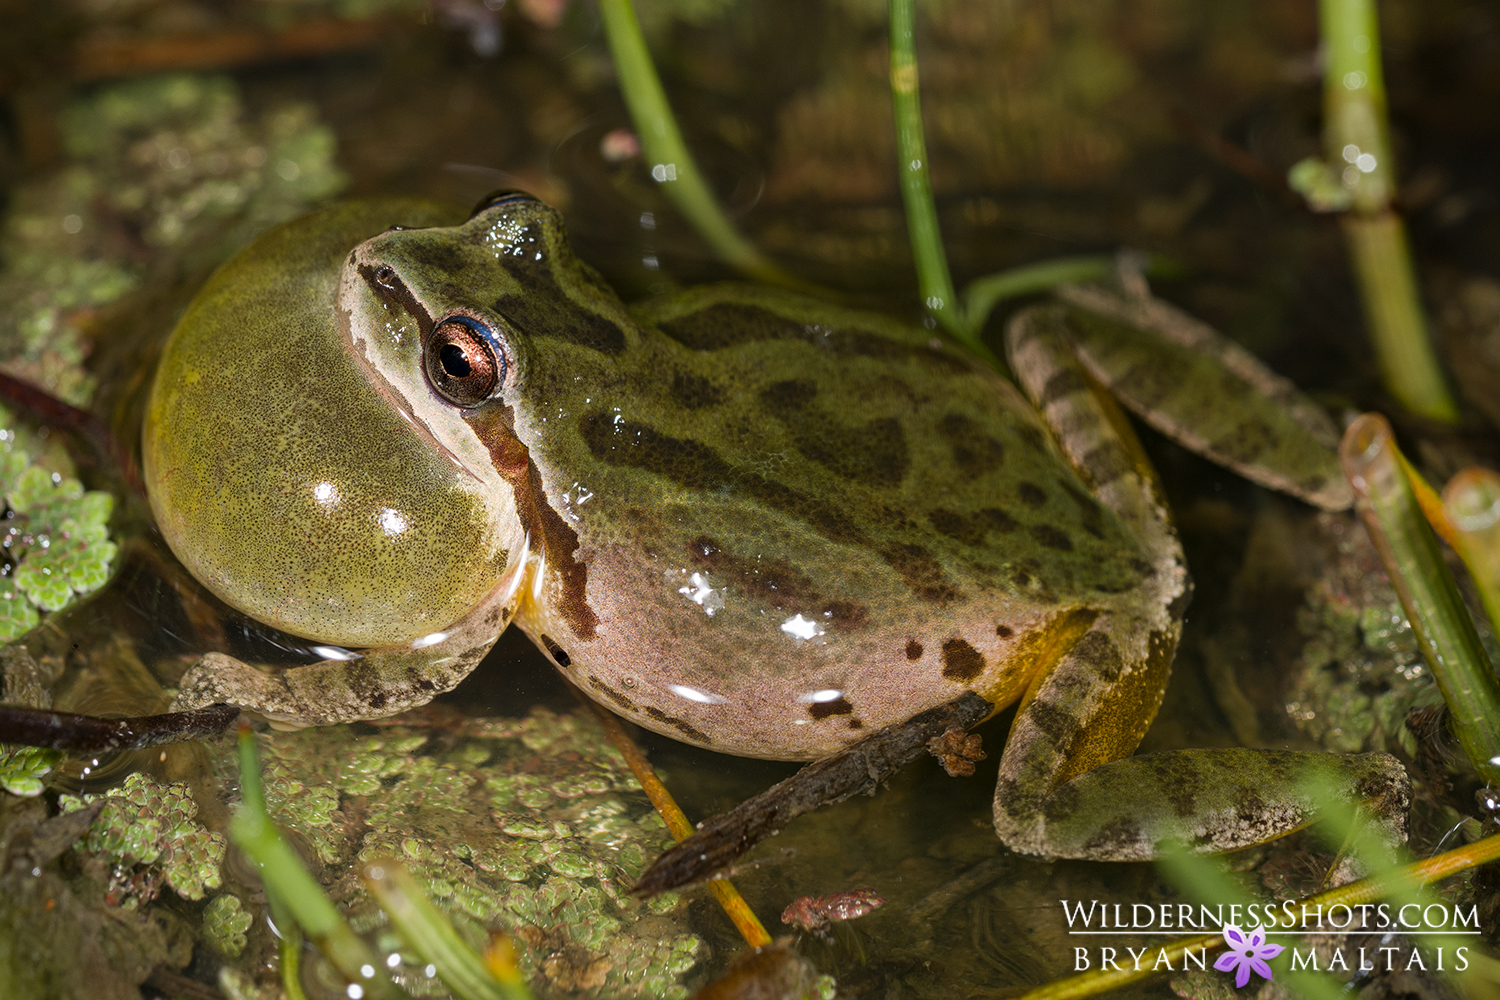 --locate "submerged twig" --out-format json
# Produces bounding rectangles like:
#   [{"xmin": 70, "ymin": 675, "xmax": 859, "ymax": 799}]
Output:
[
  {"xmin": 0, "ymin": 702, "xmax": 238, "ymax": 753},
  {"xmin": 575, "ymin": 691, "xmax": 770, "ymax": 947},
  {"xmin": 633, "ymin": 691, "xmax": 991, "ymax": 896},
  {"xmin": 0, "ymin": 371, "xmax": 141, "ymax": 494},
  {"xmin": 1339, "ymin": 413, "xmax": 1500, "ymax": 783}
]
